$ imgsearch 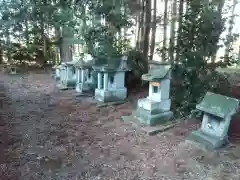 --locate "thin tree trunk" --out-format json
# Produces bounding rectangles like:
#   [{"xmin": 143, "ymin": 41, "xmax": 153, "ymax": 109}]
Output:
[
  {"xmin": 162, "ymin": 0, "xmax": 168, "ymax": 61},
  {"xmin": 137, "ymin": 0, "xmax": 145, "ymax": 50},
  {"xmin": 169, "ymin": 0, "xmax": 177, "ymax": 63},
  {"xmin": 224, "ymin": 0, "xmax": 237, "ymax": 61},
  {"xmin": 40, "ymin": 18, "xmax": 47, "ymax": 65},
  {"xmin": 0, "ymin": 42, "xmax": 3, "ymax": 64},
  {"xmin": 25, "ymin": 20, "xmax": 30, "ymax": 48},
  {"xmin": 211, "ymin": 0, "xmax": 225, "ymax": 63},
  {"xmin": 175, "ymin": 0, "xmax": 184, "ymax": 62},
  {"xmin": 143, "ymin": 0, "xmax": 151, "ymax": 60},
  {"xmin": 6, "ymin": 26, "xmax": 11, "ymax": 63},
  {"xmin": 149, "ymin": 0, "xmax": 157, "ymax": 61}
]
